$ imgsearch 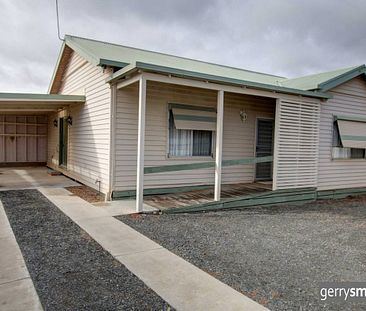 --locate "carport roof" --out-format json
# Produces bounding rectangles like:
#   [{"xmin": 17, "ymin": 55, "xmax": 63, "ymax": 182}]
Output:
[
  {"xmin": 0, "ymin": 93, "xmax": 85, "ymax": 102},
  {"xmin": 0, "ymin": 92, "xmax": 85, "ymax": 112}
]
